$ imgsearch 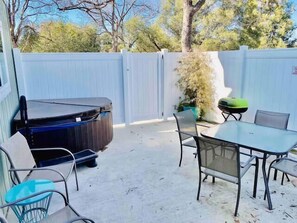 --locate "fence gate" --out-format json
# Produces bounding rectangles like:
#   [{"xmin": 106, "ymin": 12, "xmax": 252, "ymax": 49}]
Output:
[{"xmin": 125, "ymin": 52, "xmax": 162, "ymax": 123}]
